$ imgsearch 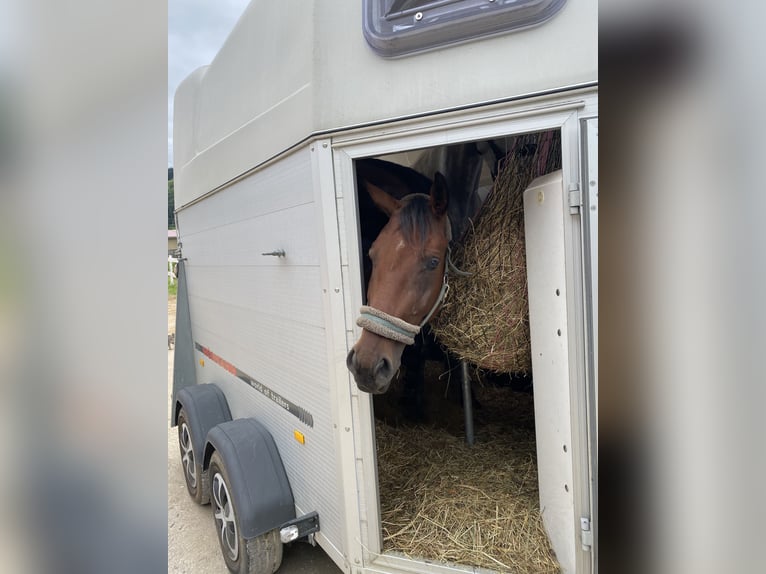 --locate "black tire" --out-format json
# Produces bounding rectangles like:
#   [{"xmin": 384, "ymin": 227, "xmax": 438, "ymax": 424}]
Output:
[
  {"xmin": 209, "ymin": 451, "xmax": 283, "ymax": 574},
  {"xmin": 177, "ymin": 408, "xmax": 210, "ymax": 504}
]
